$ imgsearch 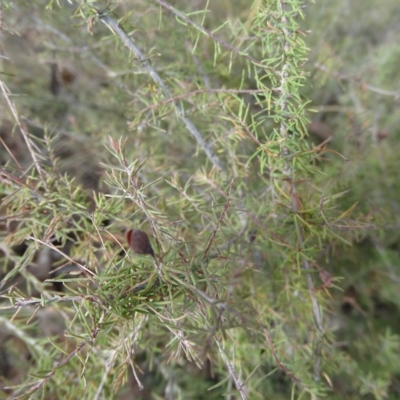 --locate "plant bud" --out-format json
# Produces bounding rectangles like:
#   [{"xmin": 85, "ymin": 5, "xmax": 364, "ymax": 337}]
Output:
[{"xmin": 126, "ymin": 229, "xmax": 155, "ymax": 258}]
